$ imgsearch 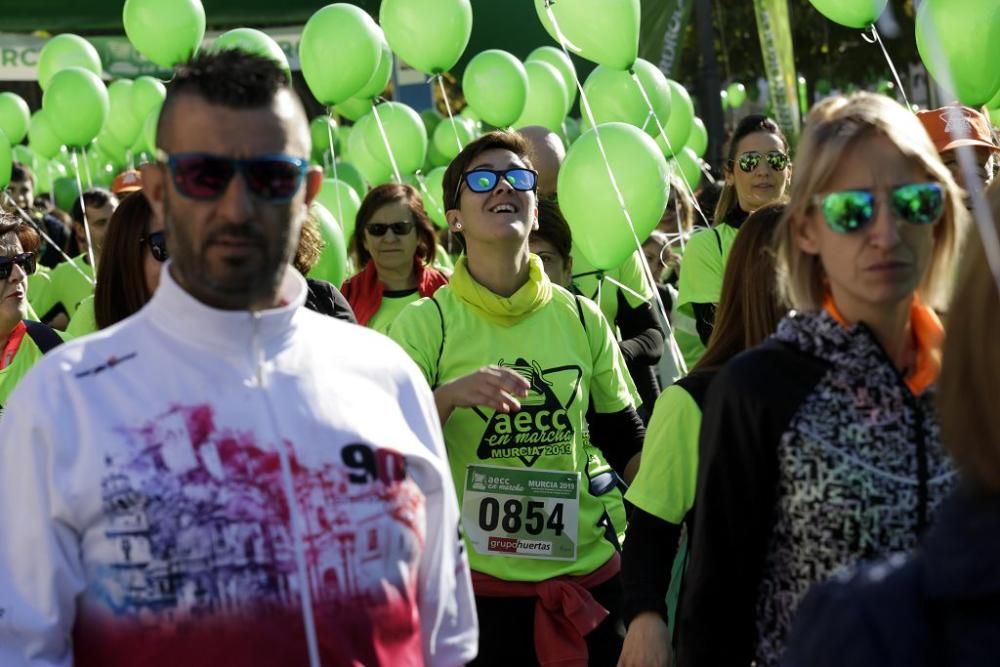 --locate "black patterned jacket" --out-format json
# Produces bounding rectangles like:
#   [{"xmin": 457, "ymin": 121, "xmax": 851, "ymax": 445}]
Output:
[{"xmin": 675, "ymin": 309, "xmax": 956, "ymax": 667}]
